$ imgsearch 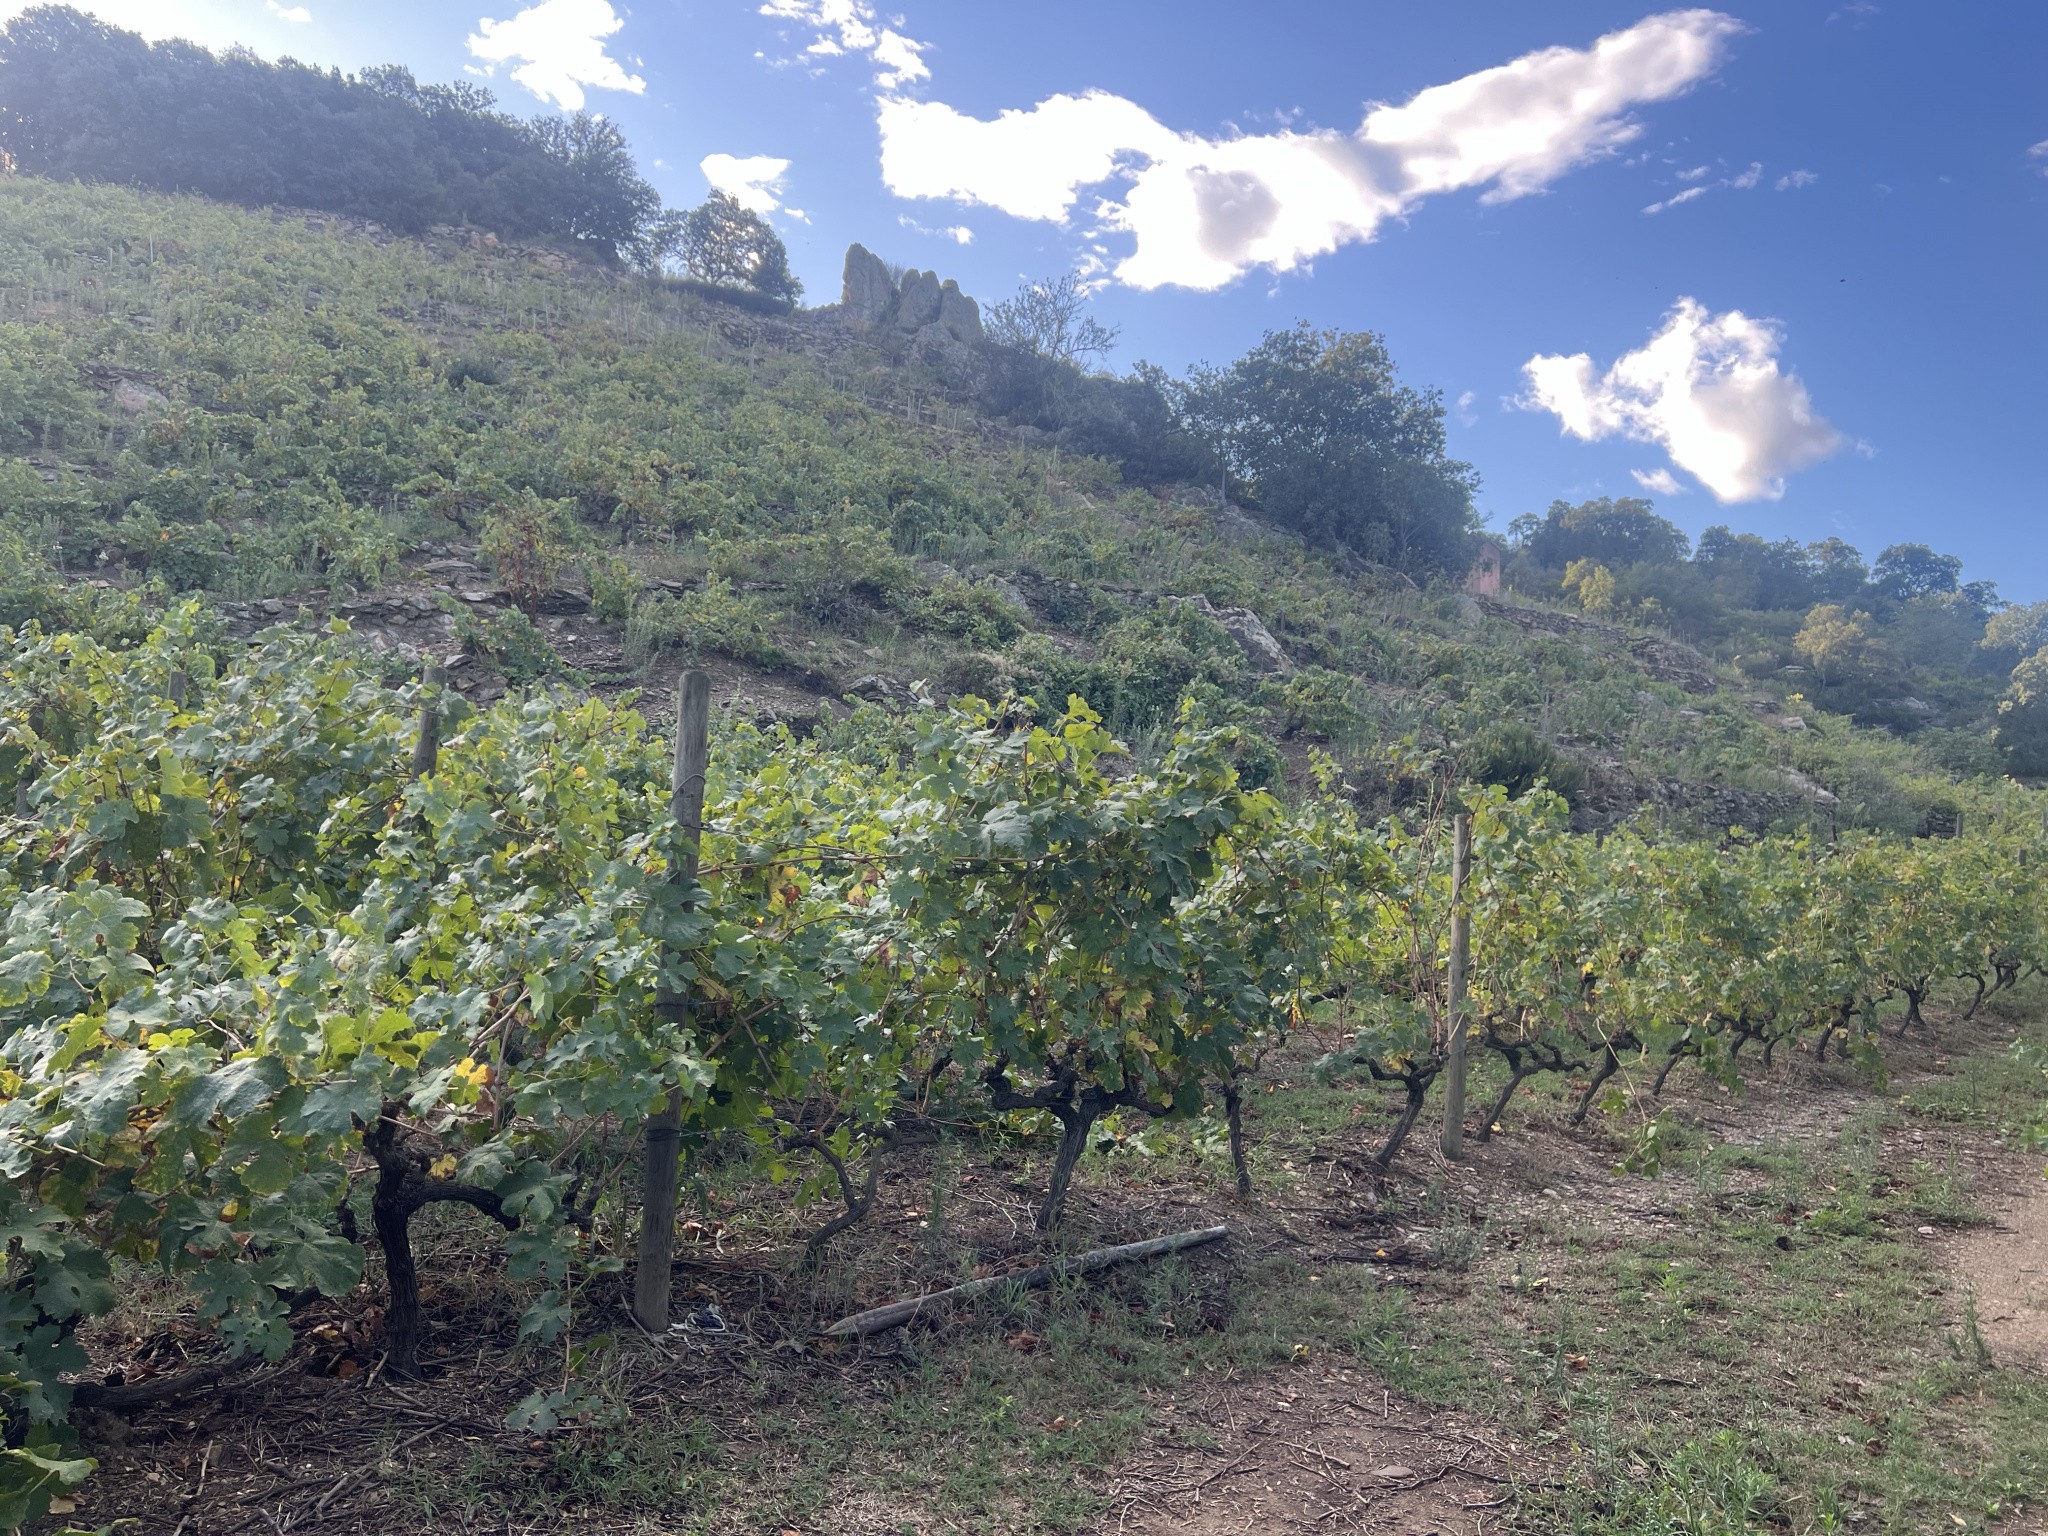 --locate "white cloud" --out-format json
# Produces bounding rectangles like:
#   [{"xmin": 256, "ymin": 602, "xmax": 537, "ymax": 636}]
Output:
[
  {"xmin": 880, "ymin": 9, "xmax": 1744, "ymax": 290},
  {"xmin": 1521, "ymin": 298, "xmax": 1844, "ymax": 503},
  {"xmin": 467, "ymin": 0, "xmax": 645, "ymax": 111},
  {"xmin": 1644, "ymin": 184, "xmax": 1710, "ymax": 214},
  {"xmin": 1776, "ymin": 169, "xmax": 1819, "ymax": 190},
  {"xmin": 1631, "ymin": 467, "xmax": 1687, "ymax": 495},
  {"xmin": 265, "ymin": 1, "xmax": 311, "ymax": 20},
  {"xmin": 701, "ymin": 153, "xmax": 791, "ymax": 215},
  {"xmin": 898, "ymin": 215, "xmax": 973, "ymax": 244},
  {"xmin": 1642, "ymin": 156, "xmax": 1765, "ymax": 214},
  {"xmin": 2031, "ymin": 140, "xmax": 2048, "ymax": 174},
  {"xmin": 760, "ymin": 0, "xmax": 930, "ymax": 88},
  {"xmin": 1454, "ymin": 389, "xmax": 1478, "ymax": 427}
]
